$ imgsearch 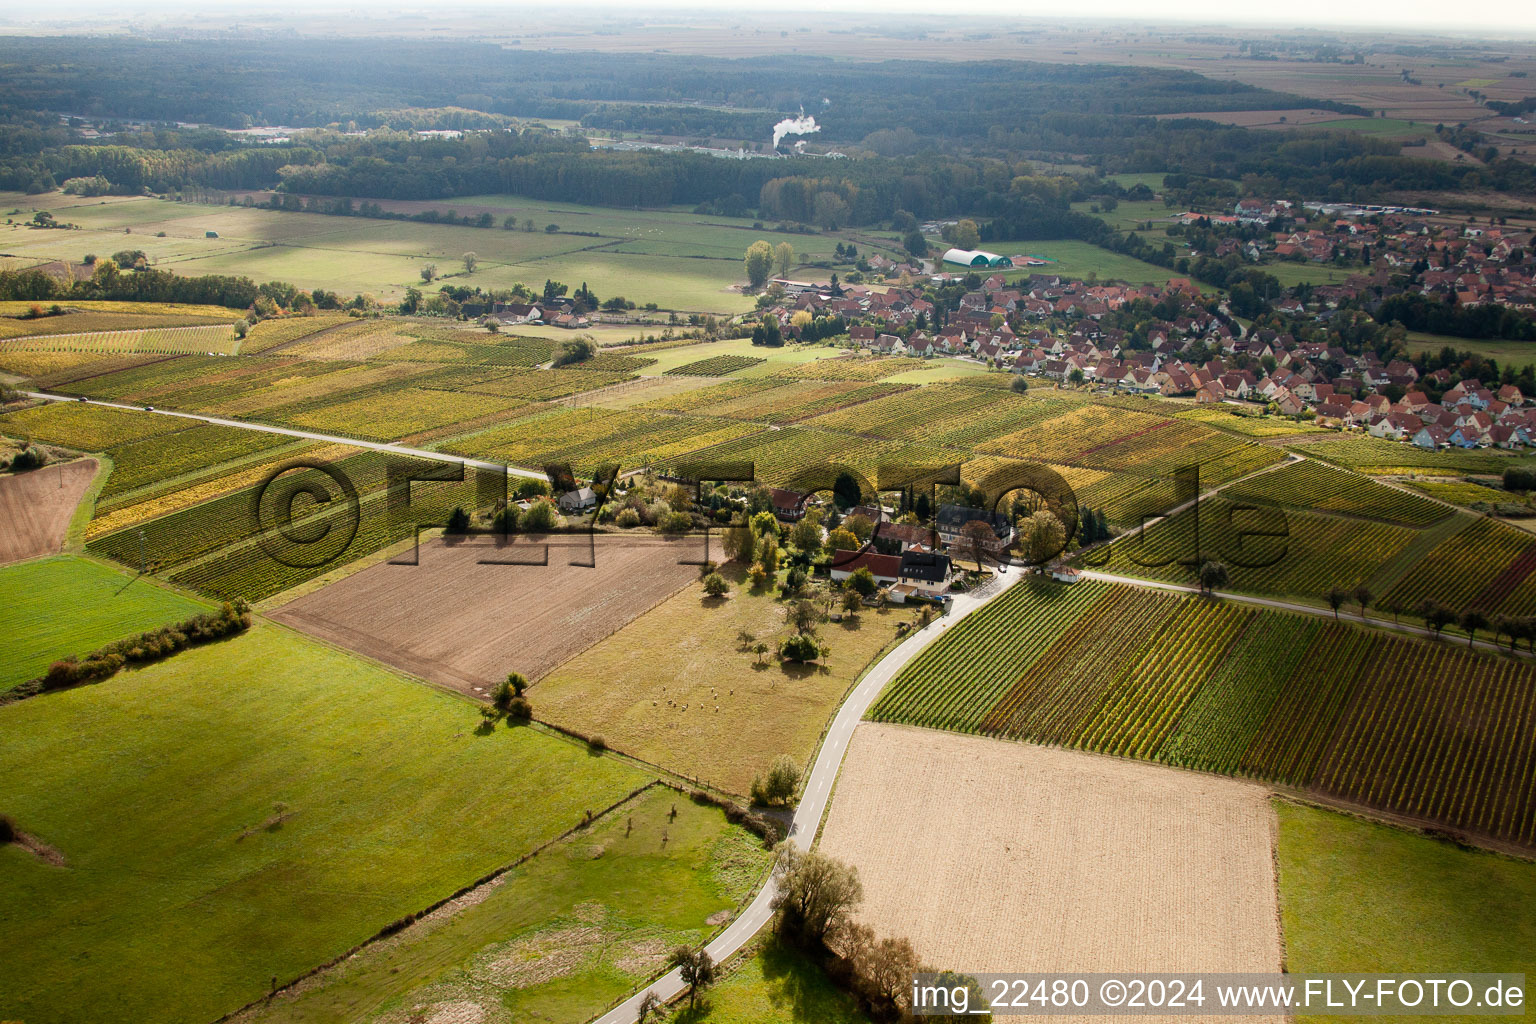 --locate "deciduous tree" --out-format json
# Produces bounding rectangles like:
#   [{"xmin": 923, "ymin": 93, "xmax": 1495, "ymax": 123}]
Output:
[
  {"xmin": 744, "ymin": 240, "xmax": 774, "ymax": 289},
  {"xmin": 771, "ymin": 845, "xmax": 864, "ymax": 943},
  {"xmin": 667, "ymin": 945, "xmax": 716, "ymax": 1007}
]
